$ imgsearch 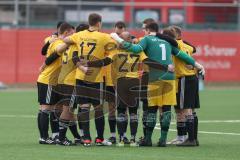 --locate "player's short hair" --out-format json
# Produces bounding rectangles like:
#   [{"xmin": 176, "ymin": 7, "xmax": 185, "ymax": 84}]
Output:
[
  {"xmin": 76, "ymin": 23, "xmax": 89, "ymax": 32},
  {"xmin": 88, "ymin": 13, "xmax": 102, "ymax": 26},
  {"xmin": 58, "ymin": 22, "xmax": 73, "ymax": 34},
  {"xmin": 114, "ymin": 21, "xmax": 126, "ymax": 29},
  {"xmin": 142, "ymin": 18, "xmax": 155, "ymax": 25},
  {"xmin": 145, "ymin": 22, "xmax": 159, "ymax": 32},
  {"xmin": 162, "ymin": 27, "xmax": 177, "ymax": 39},
  {"xmin": 170, "ymin": 25, "xmax": 182, "ymax": 38},
  {"xmin": 57, "ymin": 21, "xmax": 65, "ymax": 29}
]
